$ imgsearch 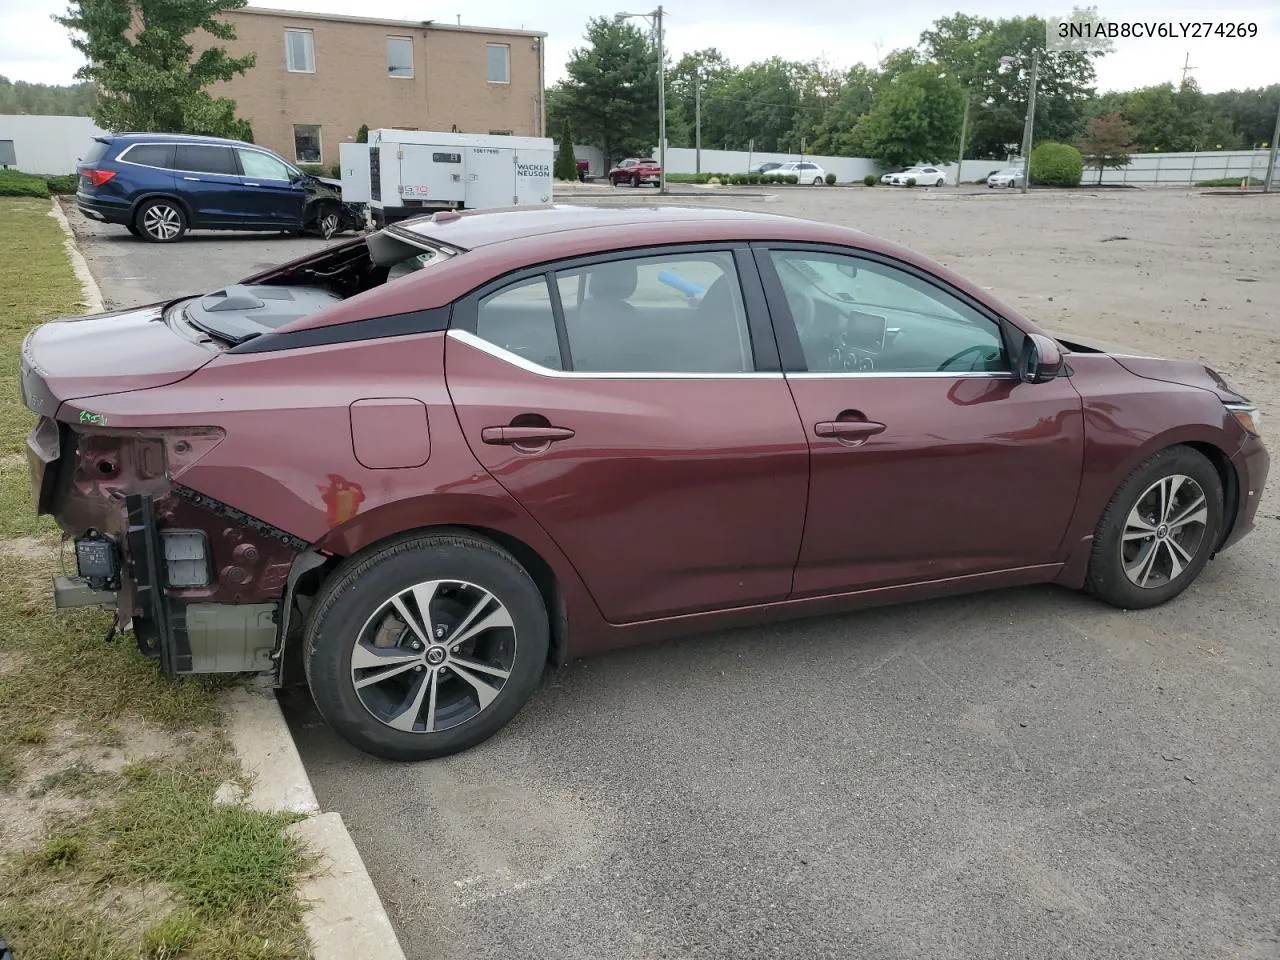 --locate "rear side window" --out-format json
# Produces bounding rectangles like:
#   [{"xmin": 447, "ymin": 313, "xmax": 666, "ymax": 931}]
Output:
[
  {"xmin": 474, "ymin": 278, "xmax": 563, "ymax": 371},
  {"xmin": 122, "ymin": 144, "xmax": 175, "ymax": 169},
  {"xmin": 175, "ymin": 144, "xmax": 238, "ymax": 175}
]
